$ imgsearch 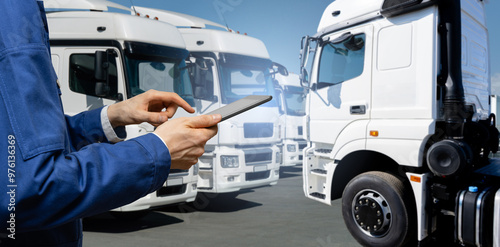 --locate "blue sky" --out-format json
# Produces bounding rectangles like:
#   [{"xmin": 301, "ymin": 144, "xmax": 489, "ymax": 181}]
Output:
[{"xmin": 109, "ymin": 0, "xmax": 500, "ymax": 93}]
